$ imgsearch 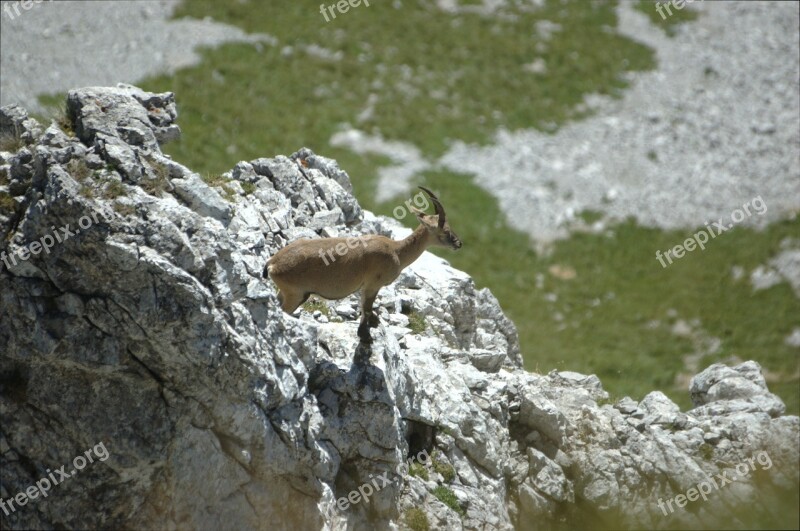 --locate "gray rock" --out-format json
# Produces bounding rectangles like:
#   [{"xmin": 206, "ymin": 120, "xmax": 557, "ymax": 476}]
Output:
[
  {"xmin": 690, "ymin": 361, "xmax": 785, "ymax": 416},
  {"xmin": 526, "ymin": 447, "xmax": 573, "ymax": 503},
  {"xmin": 0, "ymin": 104, "xmax": 43, "ymax": 146},
  {"xmin": 67, "ymin": 84, "xmax": 175, "ymax": 151},
  {"xmin": 0, "ymin": 86, "xmax": 796, "ymax": 531},
  {"xmin": 639, "ymin": 391, "xmax": 681, "ymax": 425},
  {"xmin": 172, "ymin": 173, "xmax": 234, "ymax": 223},
  {"xmin": 615, "ymin": 396, "xmax": 639, "ymax": 415},
  {"xmin": 469, "ymin": 349, "xmax": 506, "ymax": 373}
]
